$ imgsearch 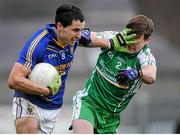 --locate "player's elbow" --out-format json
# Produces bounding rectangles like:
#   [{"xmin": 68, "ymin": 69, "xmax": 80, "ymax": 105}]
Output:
[
  {"xmin": 8, "ymin": 77, "xmax": 15, "ymax": 89},
  {"xmin": 141, "ymin": 66, "xmax": 157, "ymax": 85},
  {"xmin": 143, "ymin": 79, "xmax": 155, "ymax": 84},
  {"xmin": 8, "ymin": 75, "xmax": 18, "ymax": 89},
  {"xmin": 142, "ymin": 76, "xmax": 156, "ymax": 84}
]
